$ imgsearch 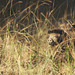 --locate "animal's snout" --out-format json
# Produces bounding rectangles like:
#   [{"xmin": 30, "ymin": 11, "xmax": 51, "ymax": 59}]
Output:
[
  {"xmin": 47, "ymin": 38, "xmax": 56, "ymax": 46},
  {"xmin": 47, "ymin": 36, "xmax": 57, "ymax": 46}
]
